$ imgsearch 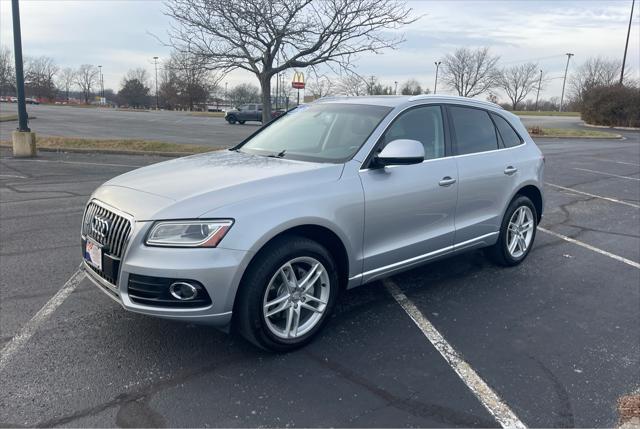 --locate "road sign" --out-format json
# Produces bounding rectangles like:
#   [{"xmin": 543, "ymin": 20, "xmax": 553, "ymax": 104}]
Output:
[{"xmin": 292, "ymin": 71, "xmax": 305, "ymax": 89}]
